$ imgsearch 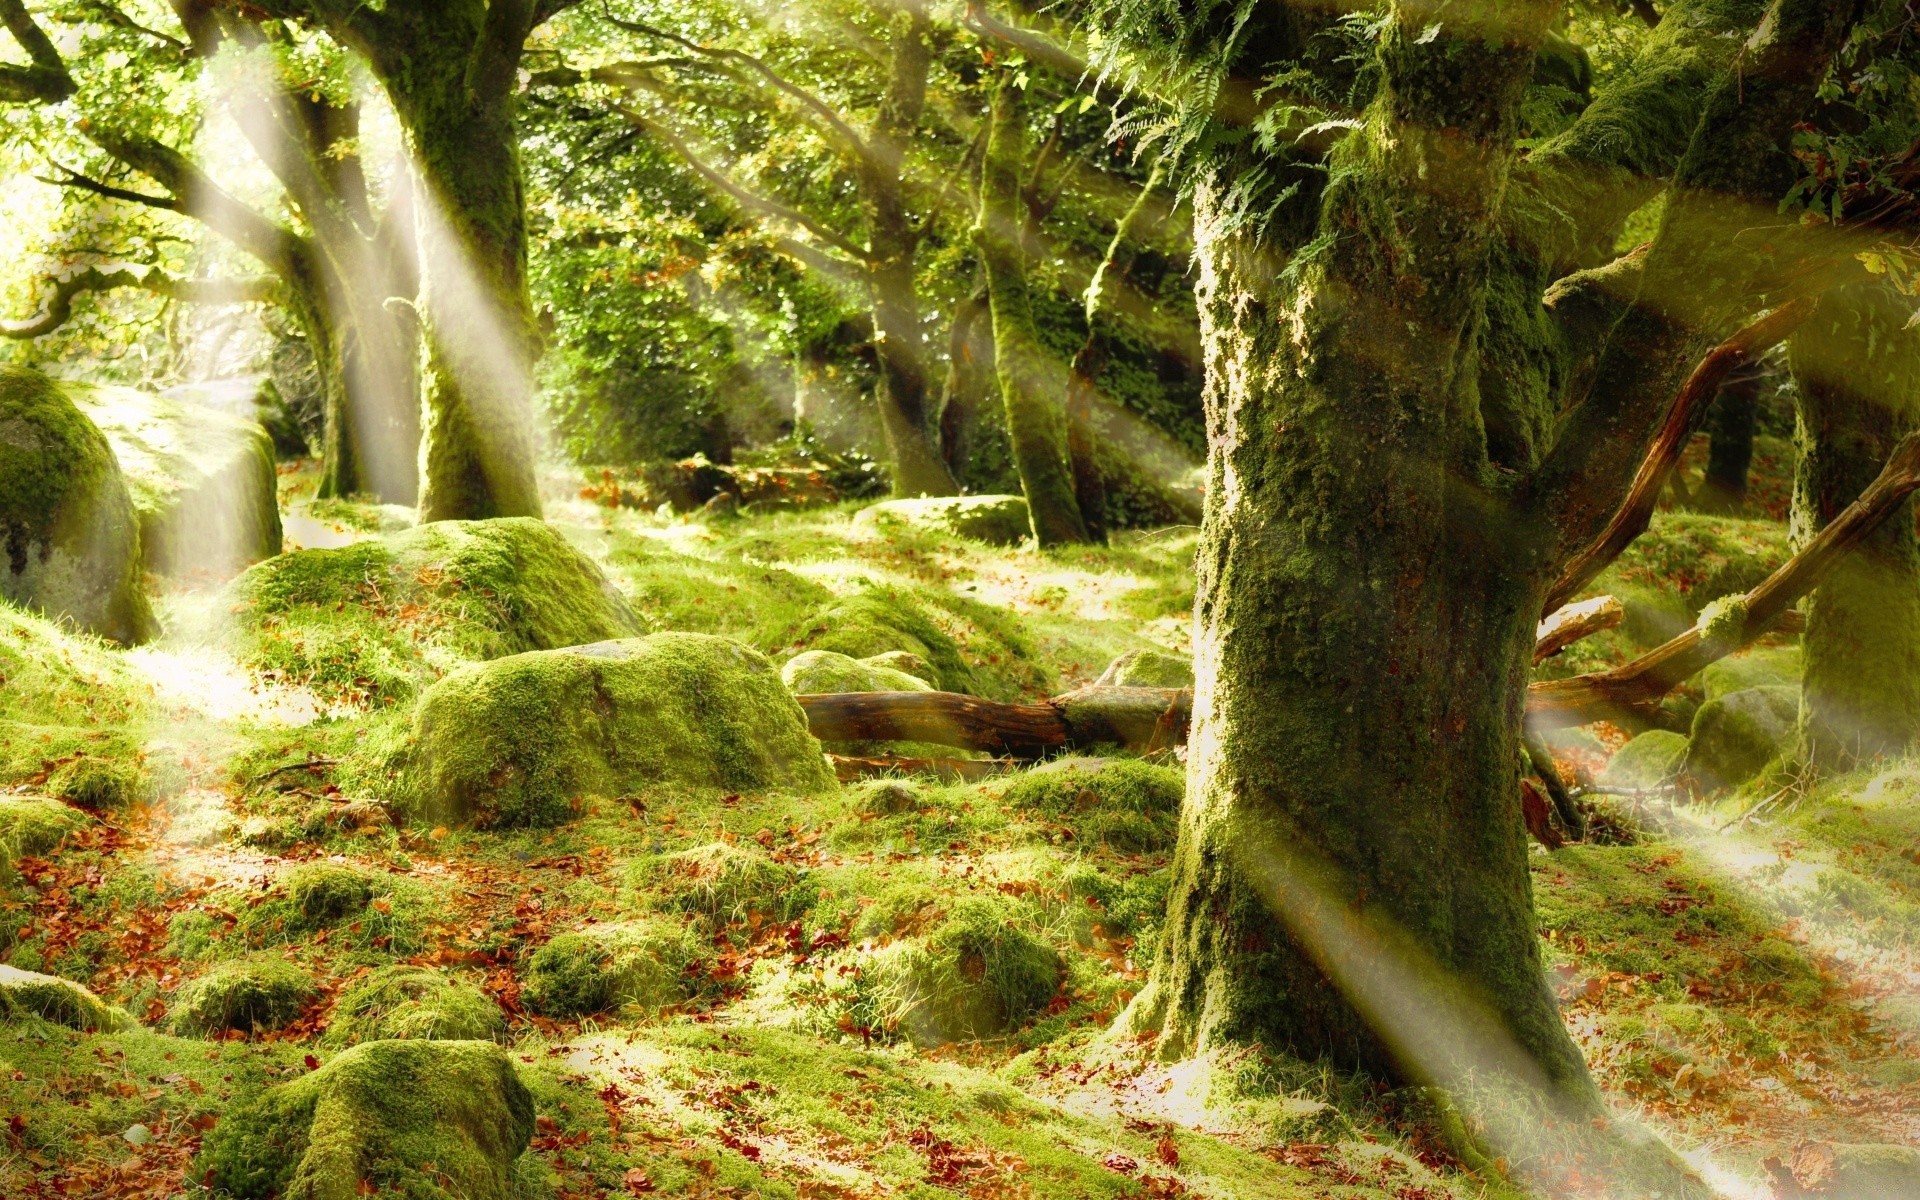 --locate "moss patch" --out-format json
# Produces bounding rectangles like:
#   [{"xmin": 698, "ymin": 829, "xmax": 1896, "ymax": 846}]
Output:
[
  {"xmin": 327, "ymin": 966, "xmax": 507, "ymax": 1046},
  {"xmin": 0, "ymin": 964, "xmax": 134, "ymax": 1031},
  {"xmin": 521, "ymin": 919, "xmax": 705, "ymax": 1016},
  {"xmin": 168, "ymin": 956, "xmax": 317, "ymax": 1036},
  {"xmin": 855, "ymin": 494, "xmax": 1033, "ymax": 546},
  {"xmin": 1094, "ymin": 648, "xmax": 1193, "ymax": 687},
  {"xmin": 996, "ymin": 757, "xmax": 1185, "ymax": 851},
  {"xmin": 284, "ymin": 864, "xmax": 374, "ymax": 927},
  {"xmin": 780, "ymin": 649, "xmax": 934, "ymax": 694},
  {"xmin": 635, "ymin": 840, "xmax": 802, "ymax": 931},
  {"xmin": 865, "ymin": 897, "xmax": 1064, "ymax": 1046}
]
